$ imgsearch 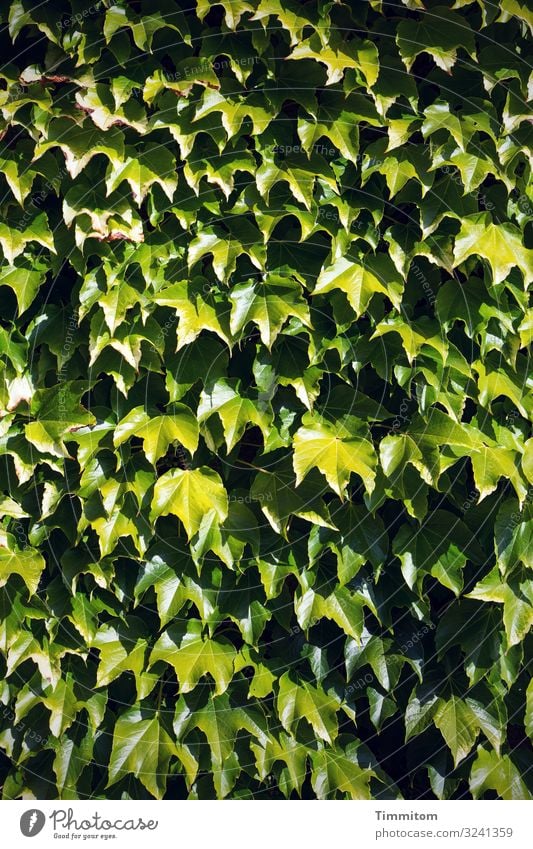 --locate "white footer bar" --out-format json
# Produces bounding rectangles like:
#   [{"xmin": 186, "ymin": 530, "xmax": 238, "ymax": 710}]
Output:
[{"xmin": 3, "ymin": 799, "xmax": 530, "ymax": 849}]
